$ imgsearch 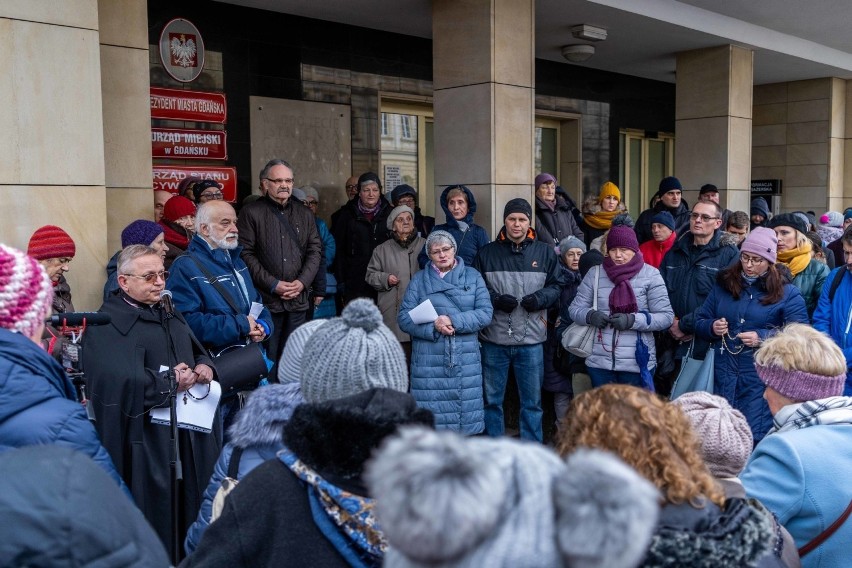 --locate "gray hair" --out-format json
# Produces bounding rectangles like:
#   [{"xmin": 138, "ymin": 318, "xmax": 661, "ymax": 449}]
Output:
[
  {"xmin": 195, "ymin": 200, "xmax": 234, "ymax": 233},
  {"xmin": 118, "ymin": 245, "xmax": 160, "ymax": 275},
  {"xmin": 258, "ymin": 159, "xmax": 294, "ymax": 182},
  {"xmin": 425, "ymin": 230, "xmax": 457, "ymax": 255}
]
